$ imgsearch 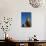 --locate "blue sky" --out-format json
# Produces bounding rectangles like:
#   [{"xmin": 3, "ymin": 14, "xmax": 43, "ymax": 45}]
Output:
[{"xmin": 21, "ymin": 12, "xmax": 32, "ymax": 25}]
